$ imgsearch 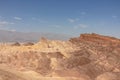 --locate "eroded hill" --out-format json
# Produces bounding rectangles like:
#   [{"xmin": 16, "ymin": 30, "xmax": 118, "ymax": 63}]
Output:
[{"xmin": 0, "ymin": 33, "xmax": 120, "ymax": 80}]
